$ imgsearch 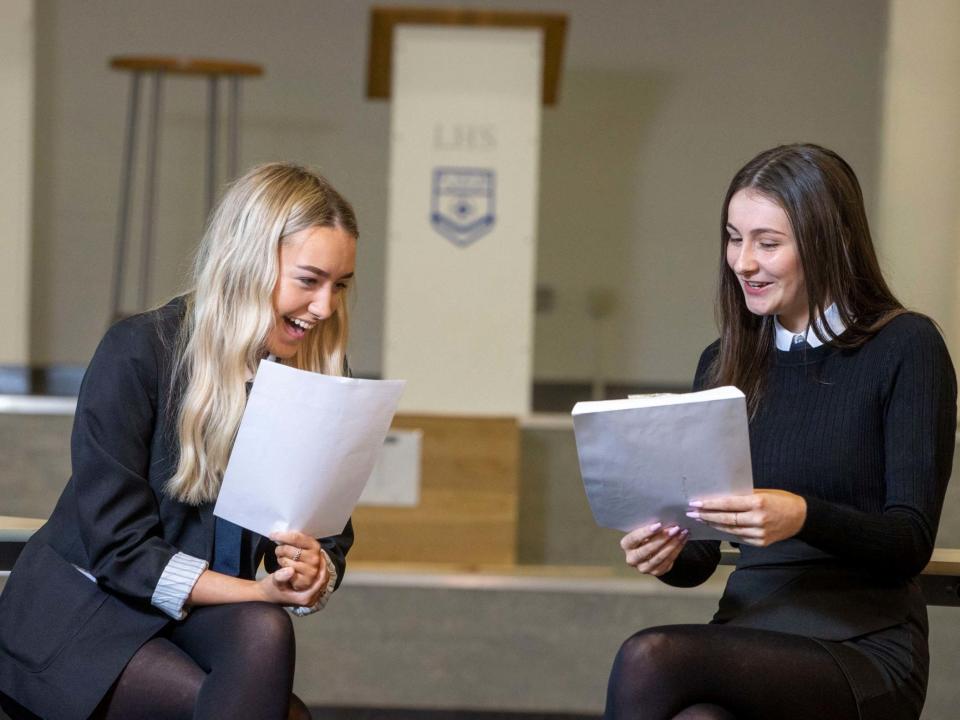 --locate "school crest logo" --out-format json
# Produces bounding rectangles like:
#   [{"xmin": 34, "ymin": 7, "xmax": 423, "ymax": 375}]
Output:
[{"xmin": 430, "ymin": 167, "xmax": 496, "ymax": 247}]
